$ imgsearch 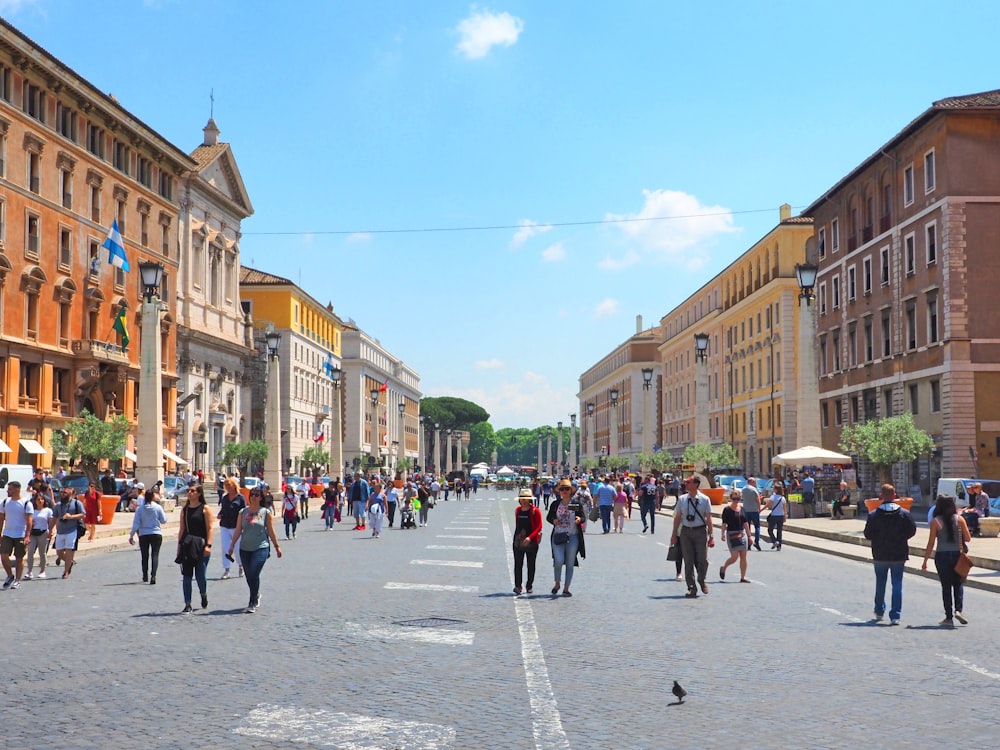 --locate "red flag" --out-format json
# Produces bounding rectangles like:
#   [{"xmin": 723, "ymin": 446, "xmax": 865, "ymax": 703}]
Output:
[{"xmin": 379, "ymin": 378, "xmax": 388, "ymax": 393}]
